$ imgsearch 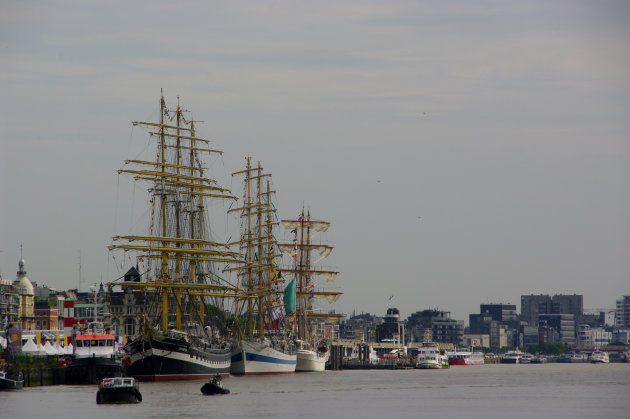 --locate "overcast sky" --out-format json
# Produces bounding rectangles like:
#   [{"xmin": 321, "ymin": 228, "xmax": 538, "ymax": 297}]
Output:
[{"xmin": 1, "ymin": 1, "xmax": 629, "ymax": 323}]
